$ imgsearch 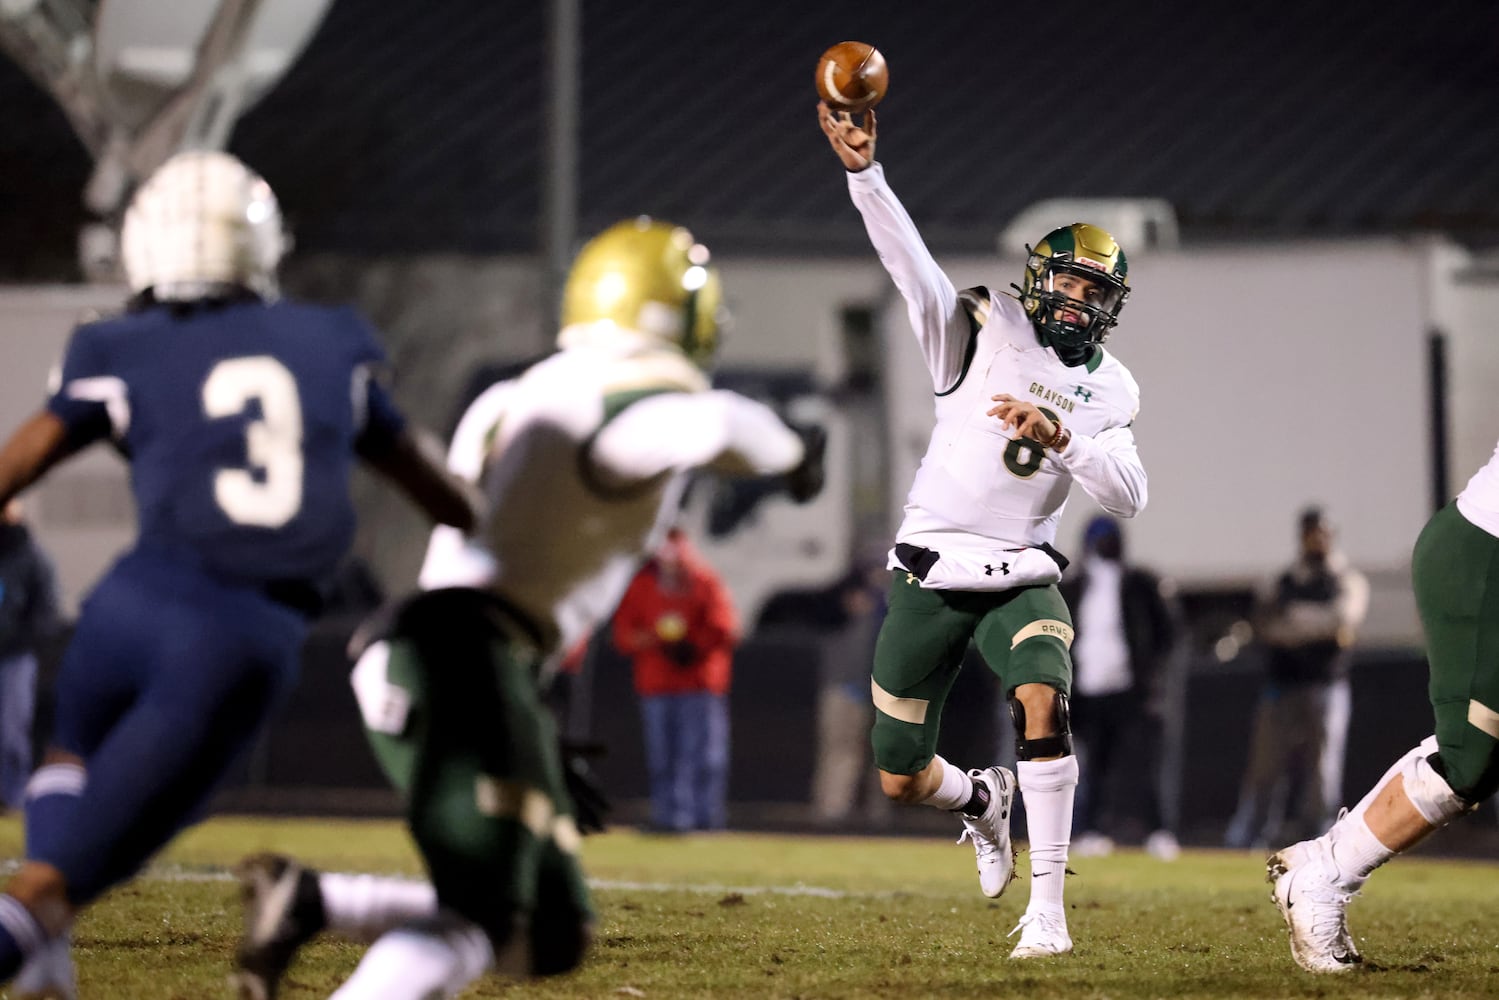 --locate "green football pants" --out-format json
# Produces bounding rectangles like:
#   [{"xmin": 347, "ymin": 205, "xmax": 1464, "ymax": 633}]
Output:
[
  {"xmin": 1412, "ymin": 502, "xmax": 1499, "ymax": 801},
  {"xmin": 869, "ymin": 572, "xmax": 1073, "ymax": 775},
  {"xmin": 356, "ymin": 588, "xmax": 593, "ymax": 948}
]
